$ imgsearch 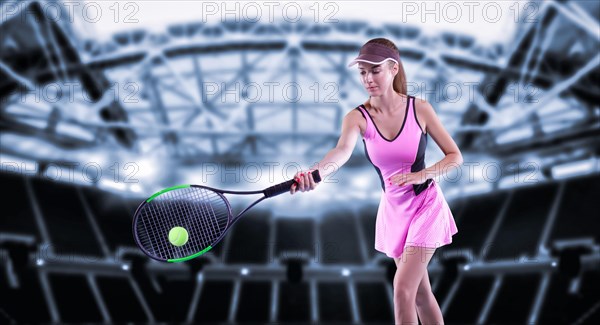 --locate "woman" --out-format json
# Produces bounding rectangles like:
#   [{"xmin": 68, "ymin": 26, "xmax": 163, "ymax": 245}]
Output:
[{"xmin": 291, "ymin": 38, "xmax": 462, "ymax": 324}]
